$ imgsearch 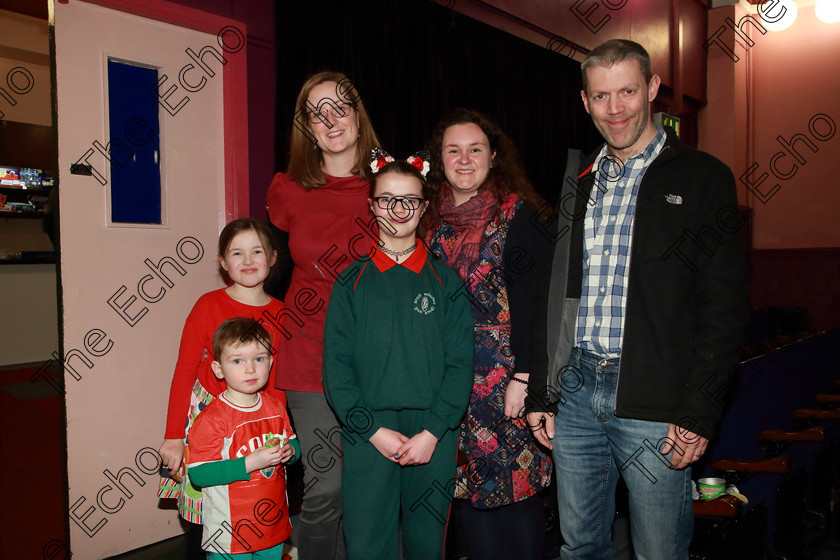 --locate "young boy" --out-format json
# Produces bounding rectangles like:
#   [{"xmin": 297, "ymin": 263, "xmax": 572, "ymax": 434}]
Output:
[{"xmin": 187, "ymin": 317, "xmax": 298, "ymax": 559}]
